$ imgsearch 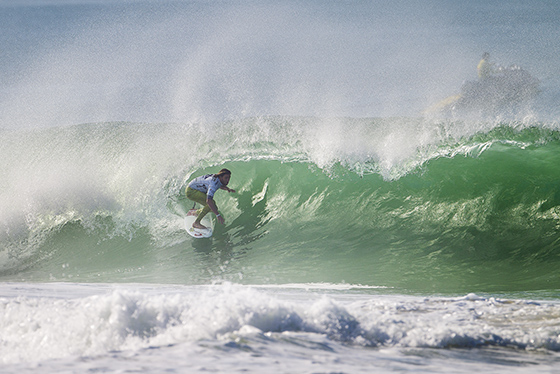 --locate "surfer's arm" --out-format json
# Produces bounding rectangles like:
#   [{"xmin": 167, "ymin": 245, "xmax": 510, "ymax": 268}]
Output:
[{"xmin": 221, "ymin": 186, "xmax": 236, "ymax": 193}]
